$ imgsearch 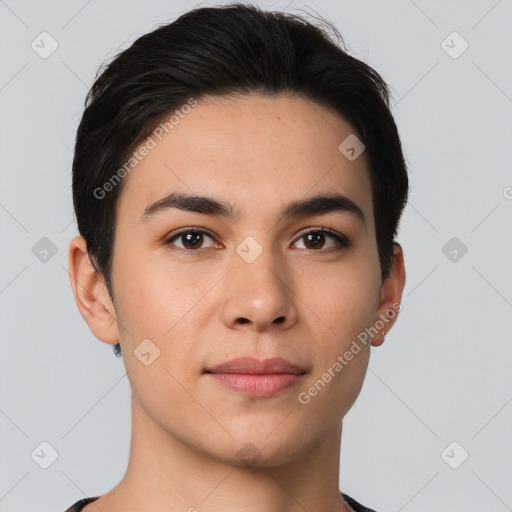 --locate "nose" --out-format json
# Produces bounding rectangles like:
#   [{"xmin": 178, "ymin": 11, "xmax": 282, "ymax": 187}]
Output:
[{"xmin": 220, "ymin": 245, "xmax": 298, "ymax": 333}]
